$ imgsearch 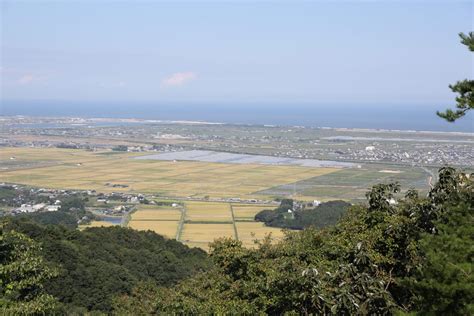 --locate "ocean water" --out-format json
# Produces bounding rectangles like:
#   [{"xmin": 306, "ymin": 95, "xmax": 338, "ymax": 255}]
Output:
[{"xmin": 1, "ymin": 100, "xmax": 473, "ymax": 132}]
